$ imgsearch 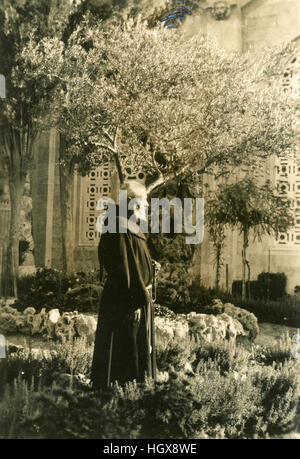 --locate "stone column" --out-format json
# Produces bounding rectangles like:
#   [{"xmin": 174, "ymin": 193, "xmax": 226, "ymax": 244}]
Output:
[{"xmin": 44, "ymin": 129, "xmax": 57, "ymax": 268}]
